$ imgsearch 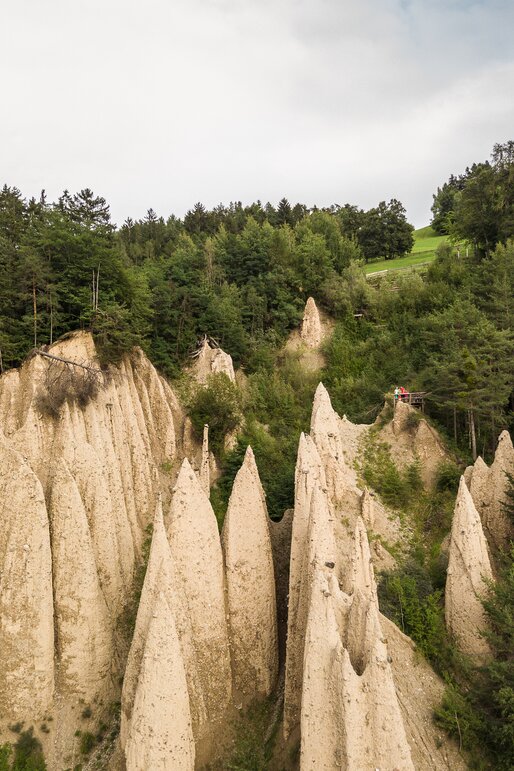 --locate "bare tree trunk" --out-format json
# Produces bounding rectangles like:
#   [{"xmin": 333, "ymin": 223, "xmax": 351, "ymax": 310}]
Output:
[
  {"xmin": 453, "ymin": 406, "xmax": 458, "ymax": 444},
  {"xmin": 32, "ymin": 279, "xmax": 37, "ymax": 348},
  {"xmin": 49, "ymin": 290, "xmax": 53, "ymax": 345},
  {"xmin": 469, "ymin": 408, "xmax": 477, "ymax": 461}
]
